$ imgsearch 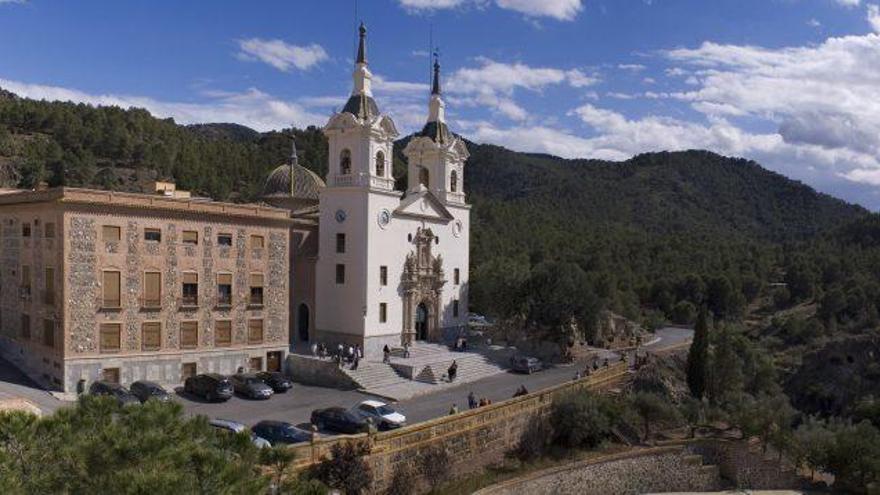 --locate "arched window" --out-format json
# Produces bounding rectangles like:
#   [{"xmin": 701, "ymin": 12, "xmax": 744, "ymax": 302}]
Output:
[
  {"xmin": 375, "ymin": 151, "xmax": 385, "ymax": 177},
  {"xmin": 340, "ymin": 149, "xmax": 352, "ymax": 175},
  {"xmin": 450, "ymin": 170, "xmax": 458, "ymax": 192},
  {"xmin": 419, "ymin": 167, "xmax": 429, "ymax": 188}
]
